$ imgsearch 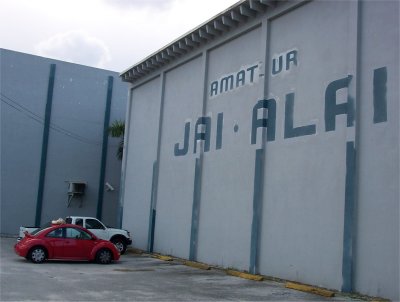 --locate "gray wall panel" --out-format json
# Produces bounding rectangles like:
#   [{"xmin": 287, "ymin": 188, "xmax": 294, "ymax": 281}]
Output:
[
  {"xmin": 1, "ymin": 51, "xmax": 48, "ymax": 232},
  {"xmin": 354, "ymin": 1, "xmax": 399, "ymax": 299},
  {"xmin": 259, "ymin": 1, "xmax": 351, "ymax": 290},
  {"xmin": 122, "ymin": 78, "xmax": 161, "ymax": 249},
  {"xmin": 1, "ymin": 49, "xmax": 127, "ymax": 234},
  {"xmin": 197, "ymin": 27, "xmax": 262, "ymax": 270},
  {"xmin": 154, "ymin": 57, "xmax": 204, "ymax": 259}
]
